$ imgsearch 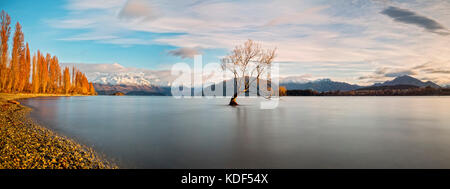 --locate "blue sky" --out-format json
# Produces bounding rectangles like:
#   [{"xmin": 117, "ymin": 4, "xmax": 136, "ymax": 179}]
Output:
[
  {"xmin": 2, "ymin": 0, "xmax": 450, "ymax": 85},
  {"xmin": 2, "ymin": 0, "xmax": 215, "ymax": 69}
]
